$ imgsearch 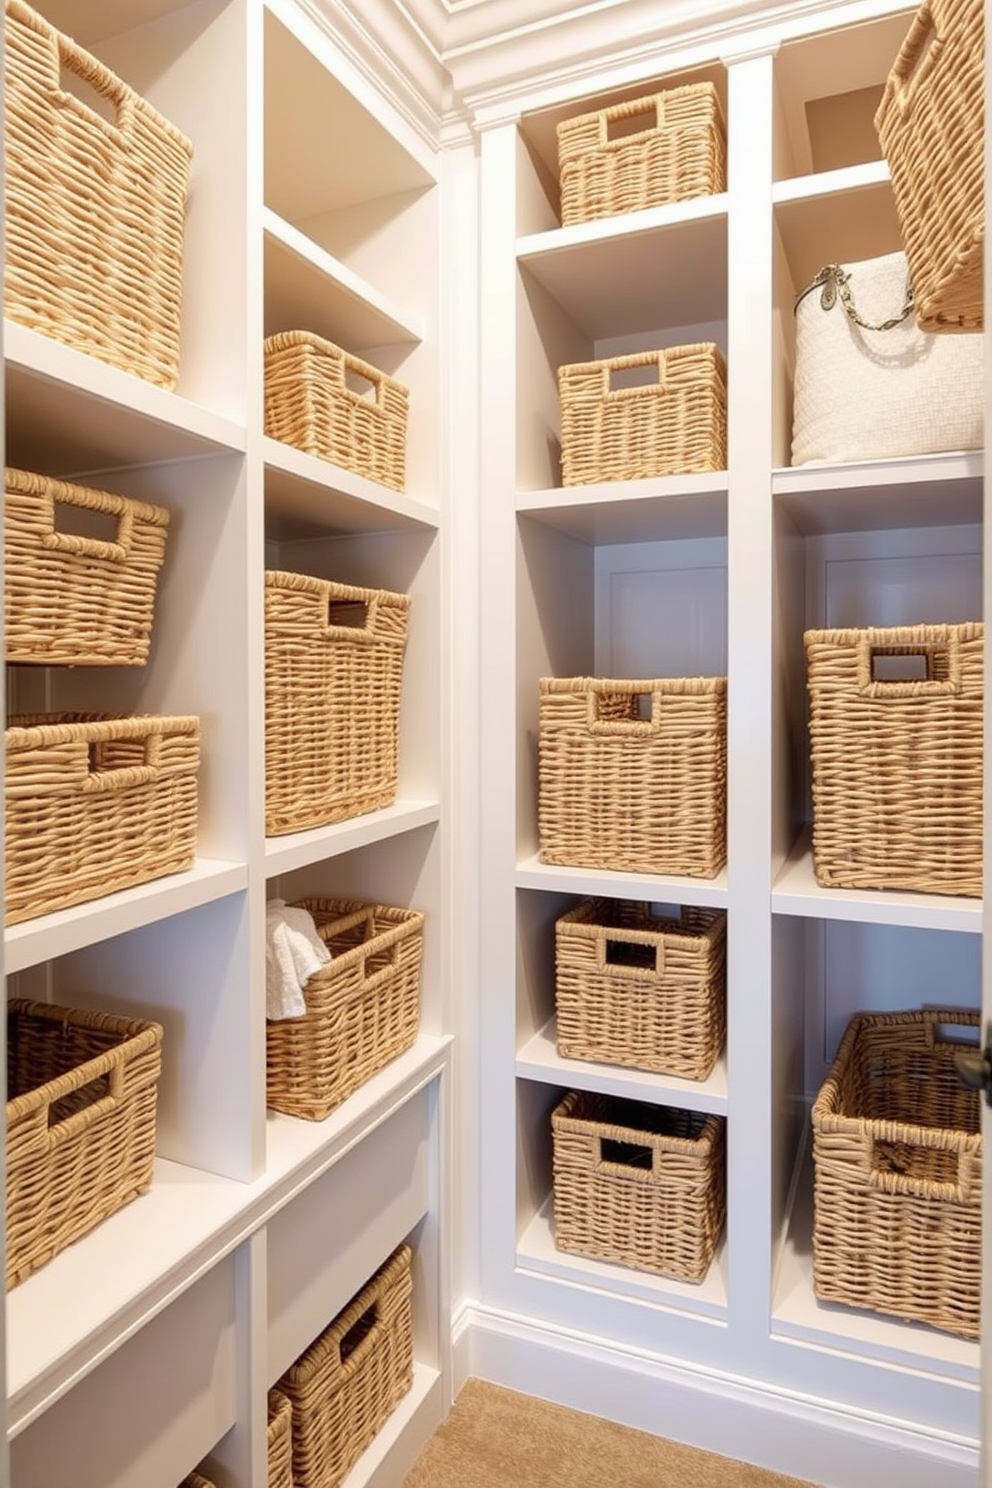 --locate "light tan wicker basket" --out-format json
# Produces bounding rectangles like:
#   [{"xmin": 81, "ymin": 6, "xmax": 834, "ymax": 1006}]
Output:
[
  {"xmin": 5, "ymin": 467, "xmax": 170, "ymax": 666},
  {"xmin": 552, "ymin": 1090, "xmax": 725, "ymax": 1281},
  {"xmin": 805, "ymin": 622, "xmax": 983, "ymax": 897},
  {"xmin": 558, "ymin": 344, "xmax": 727, "ymax": 486},
  {"xmin": 265, "ymin": 572, "xmax": 410, "ymax": 836},
  {"xmin": 812, "ymin": 1007, "xmax": 981, "ymax": 1338},
  {"xmin": 266, "ymin": 899, "xmax": 424, "ymax": 1121},
  {"xmin": 179, "ymin": 1476, "xmax": 216, "ymax": 1488},
  {"xmin": 557, "ymin": 83, "xmax": 726, "ymax": 227},
  {"xmin": 264, "ymin": 332, "xmax": 409, "ymax": 492},
  {"xmin": 279, "ymin": 1244, "xmax": 414, "ymax": 1488},
  {"xmin": 555, "ymin": 901, "xmax": 726, "ymax": 1080},
  {"xmin": 268, "ymin": 1388, "xmax": 294, "ymax": 1488},
  {"xmin": 3, "ymin": 0, "xmax": 192, "ymax": 388},
  {"xmin": 875, "ymin": 0, "xmax": 983, "ymax": 331},
  {"xmin": 5, "ymin": 712, "xmax": 200, "ymax": 924},
  {"xmin": 538, "ymin": 676, "xmax": 727, "ymax": 878},
  {"xmin": 6, "ymin": 998, "xmax": 163, "ymax": 1288}
]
